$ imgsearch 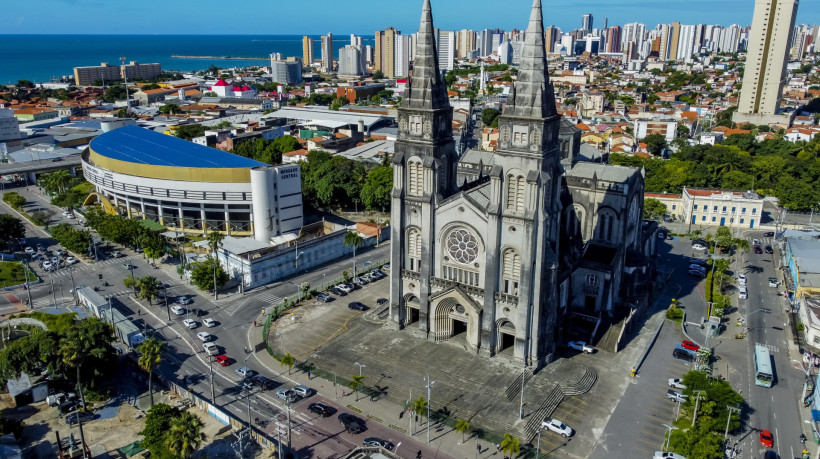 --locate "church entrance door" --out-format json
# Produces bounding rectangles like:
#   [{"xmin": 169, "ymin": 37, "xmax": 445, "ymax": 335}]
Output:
[
  {"xmin": 499, "ymin": 332, "xmax": 515, "ymax": 354},
  {"xmin": 584, "ymin": 295, "xmax": 597, "ymax": 311},
  {"xmin": 452, "ymin": 318, "xmax": 467, "ymax": 337}
]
